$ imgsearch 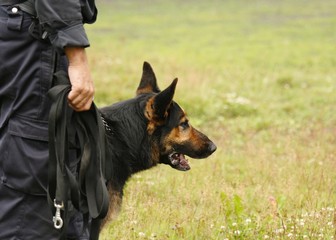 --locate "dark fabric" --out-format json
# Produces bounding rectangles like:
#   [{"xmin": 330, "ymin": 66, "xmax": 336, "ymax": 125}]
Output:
[
  {"xmin": 0, "ymin": 184, "xmax": 60, "ymax": 240},
  {"xmin": 67, "ymin": 211, "xmax": 90, "ymax": 240},
  {"xmin": 0, "ymin": 0, "xmax": 25, "ymax": 4},
  {"xmin": 0, "ymin": 0, "xmax": 97, "ymax": 52},
  {"xmin": 0, "ymin": 183, "xmax": 90, "ymax": 240},
  {"xmin": 0, "ymin": 116, "xmax": 49, "ymax": 194},
  {"xmin": 36, "ymin": 0, "xmax": 97, "ymax": 52},
  {"xmin": 0, "ymin": 6, "xmax": 54, "ymax": 193},
  {"xmin": 0, "ymin": 6, "xmax": 91, "ymax": 239}
]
